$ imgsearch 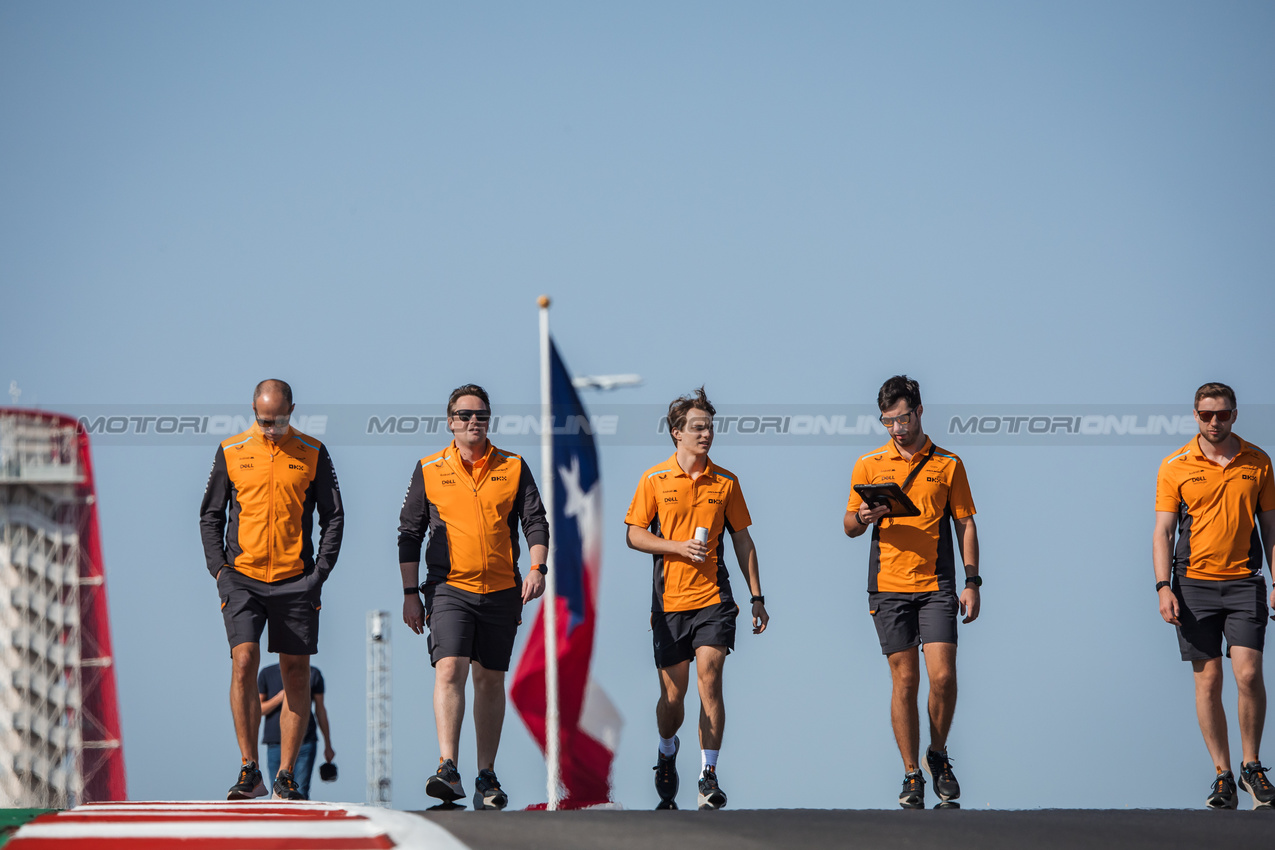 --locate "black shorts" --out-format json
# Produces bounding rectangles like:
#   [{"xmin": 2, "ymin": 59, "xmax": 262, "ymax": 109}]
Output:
[
  {"xmin": 1174, "ymin": 575, "xmax": 1268, "ymax": 661},
  {"xmin": 652, "ymin": 601, "xmax": 738, "ymax": 669},
  {"xmin": 218, "ymin": 567, "xmax": 322, "ymax": 656},
  {"xmin": 868, "ymin": 590, "xmax": 958, "ymax": 655},
  {"xmin": 424, "ymin": 583, "xmax": 522, "ymax": 671}
]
